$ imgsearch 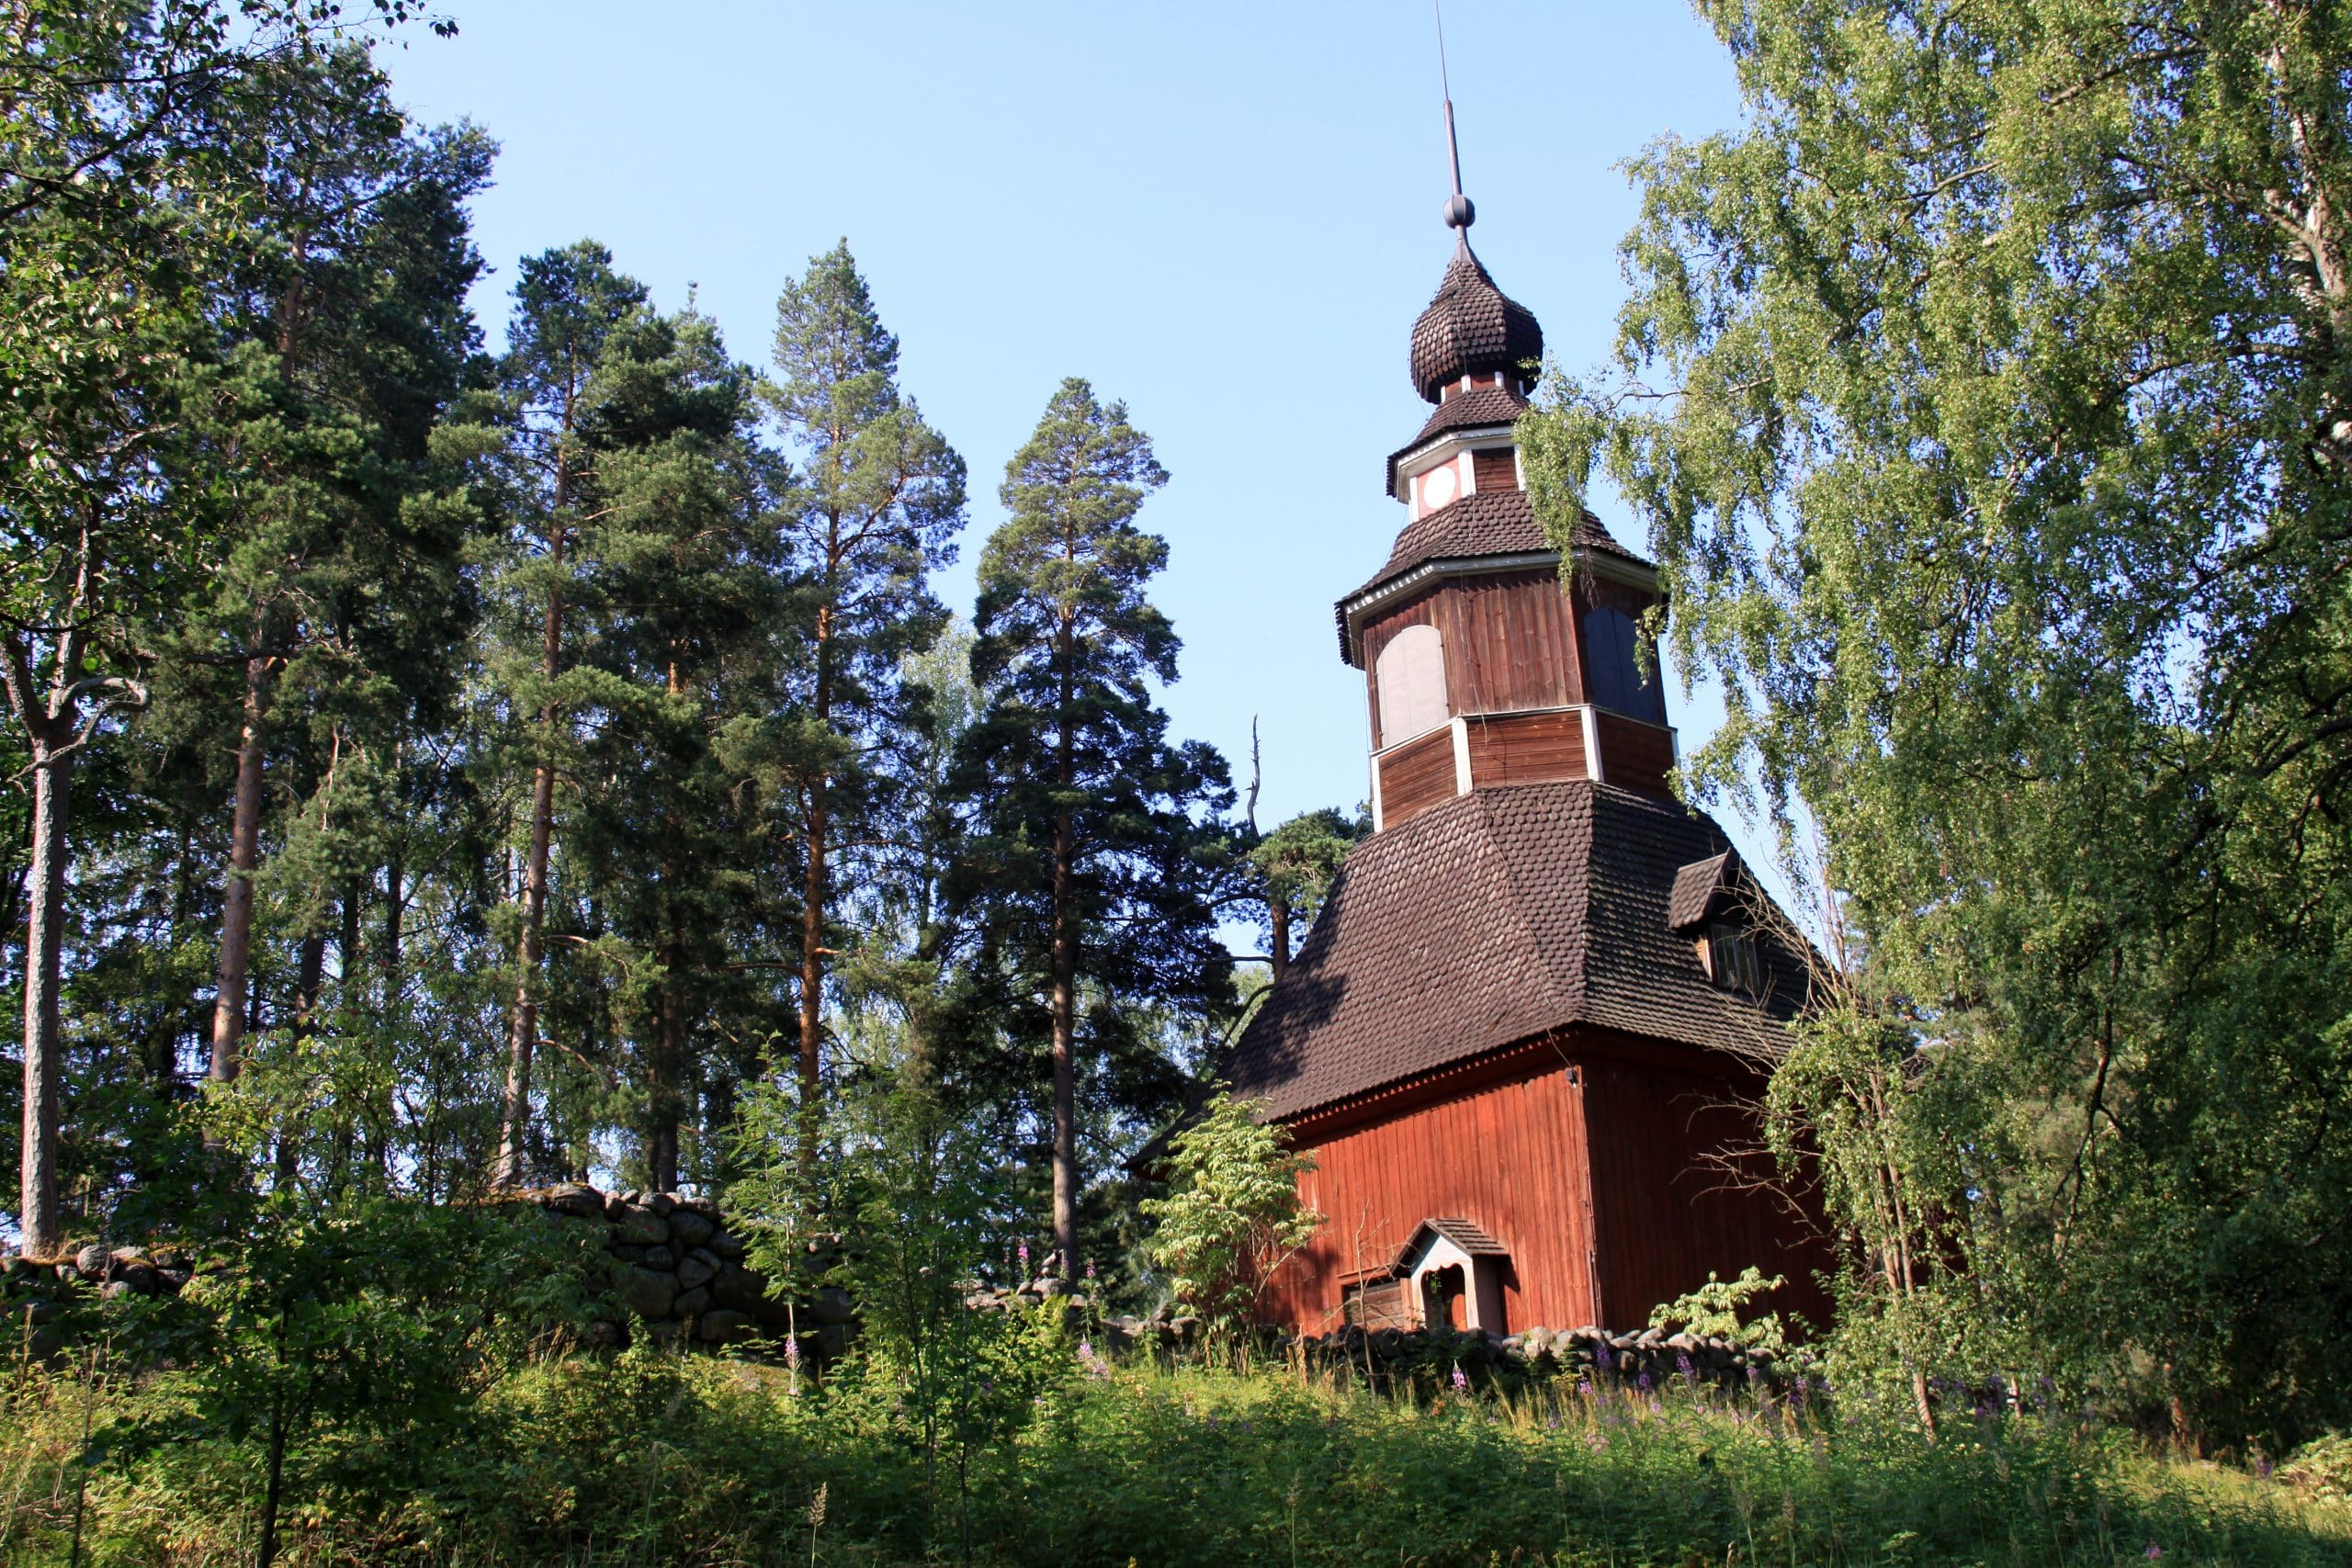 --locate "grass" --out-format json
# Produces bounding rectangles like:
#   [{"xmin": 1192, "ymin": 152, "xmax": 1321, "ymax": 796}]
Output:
[{"xmin": 0, "ymin": 1336, "xmax": 2346, "ymax": 1566}]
